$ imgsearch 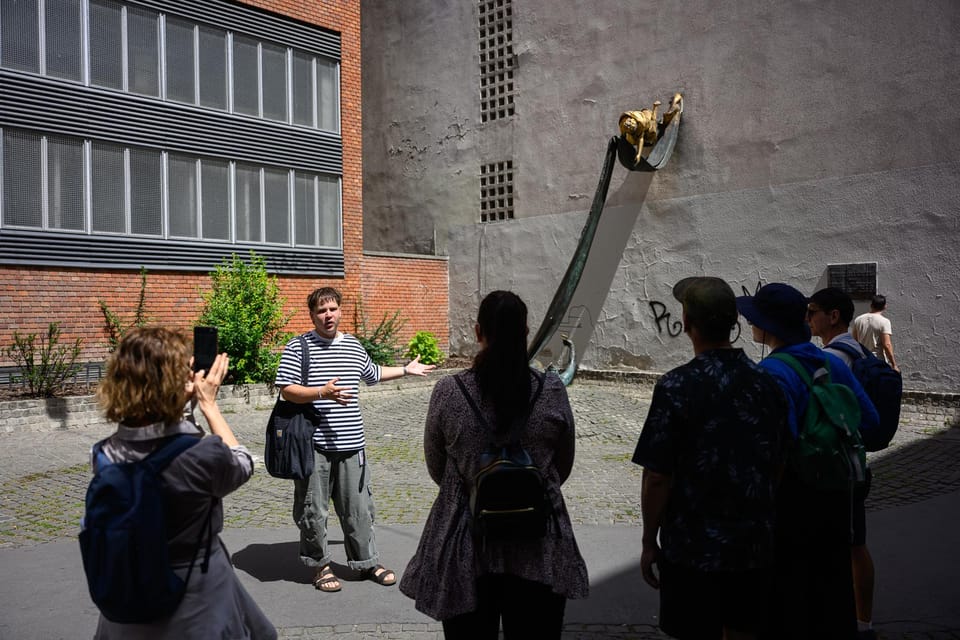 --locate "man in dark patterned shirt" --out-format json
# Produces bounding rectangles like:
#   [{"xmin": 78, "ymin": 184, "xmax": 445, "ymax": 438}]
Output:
[{"xmin": 632, "ymin": 276, "xmax": 788, "ymax": 640}]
